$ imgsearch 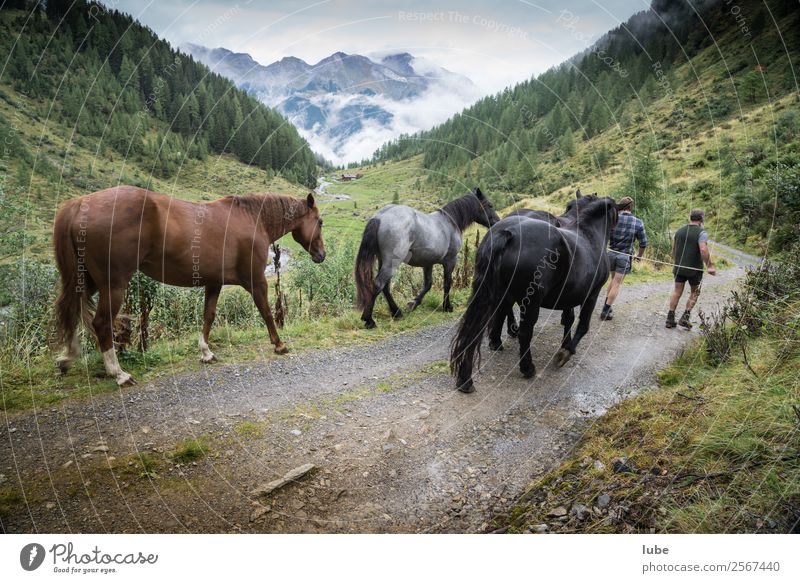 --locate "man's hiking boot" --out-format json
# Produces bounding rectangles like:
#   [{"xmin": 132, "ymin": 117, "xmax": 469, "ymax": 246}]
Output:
[
  {"xmin": 599, "ymin": 306, "xmax": 613, "ymax": 321},
  {"xmin": 678, "ymin": 311, "xmax": 693, "ymax": 330},
  {"xmin": 665, "ymin": 311, "xmax": 677, "ymax": 328}
]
